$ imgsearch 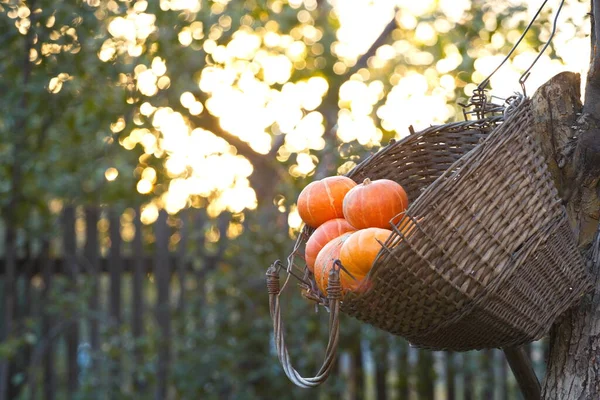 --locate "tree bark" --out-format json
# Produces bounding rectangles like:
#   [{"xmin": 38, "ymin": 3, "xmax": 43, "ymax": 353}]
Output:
[
  {"xmin": 531, "ymin": 3, "xmax": 600, "ymax": 397},
  {"xmin": 529, "ymin": 68, "xmax": 600, "ymax": 398}
]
